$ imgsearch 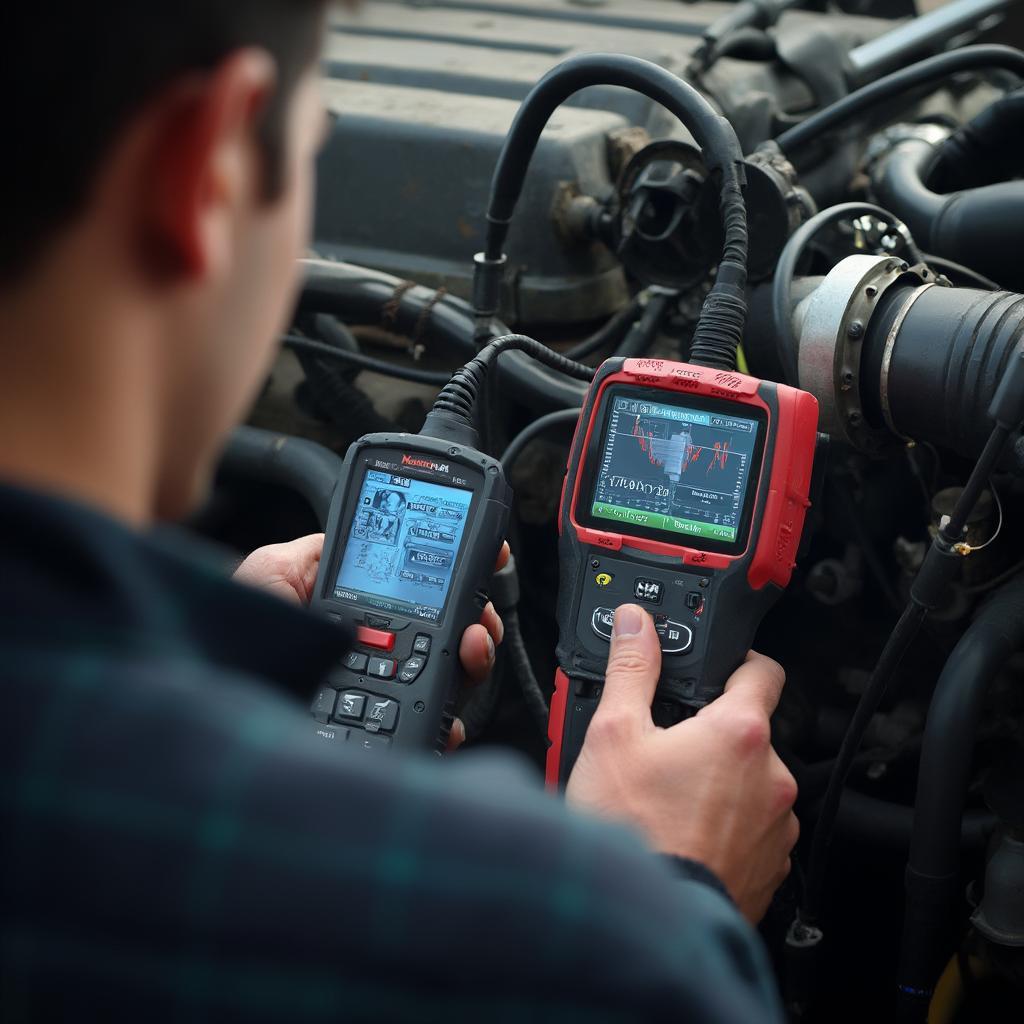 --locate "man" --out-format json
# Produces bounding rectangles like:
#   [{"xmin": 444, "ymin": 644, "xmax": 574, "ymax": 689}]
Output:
[{"xmin": 0, "ymin": 3, "xmax": 798, "ymax": 1020}]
